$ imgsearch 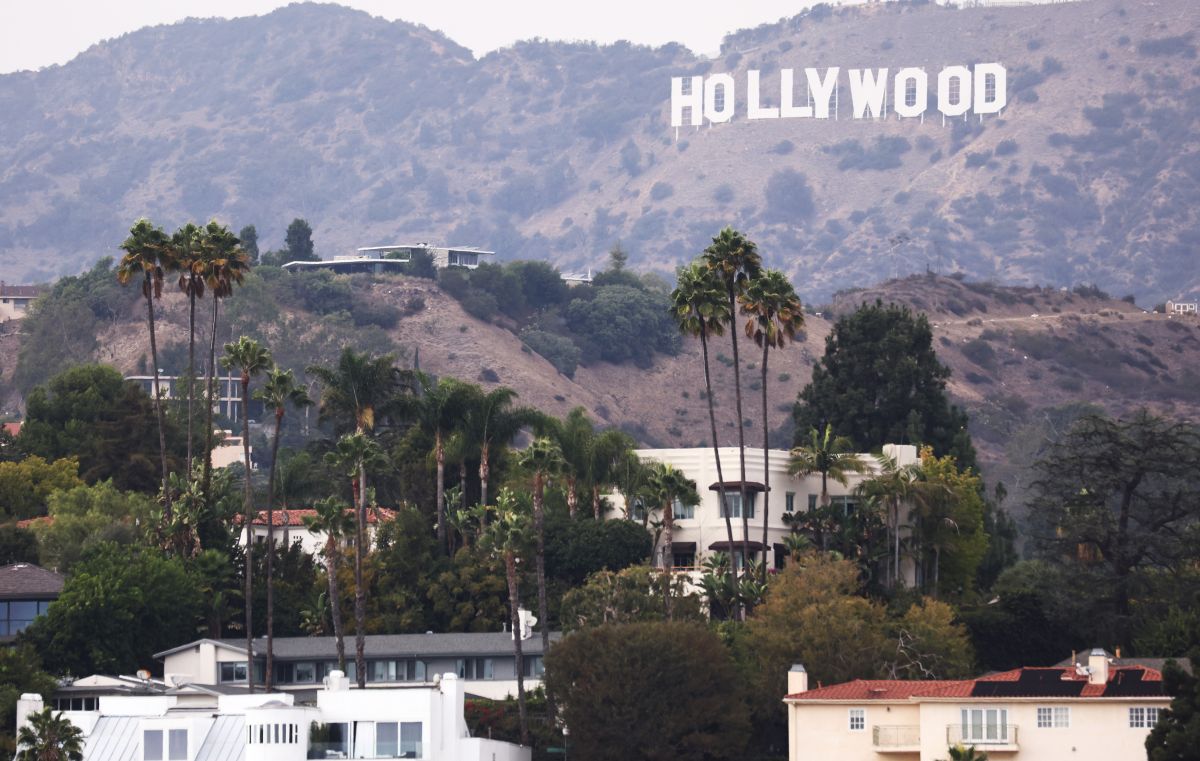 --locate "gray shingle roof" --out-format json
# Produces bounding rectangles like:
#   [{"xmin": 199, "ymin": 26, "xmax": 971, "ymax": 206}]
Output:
[
  {"xmin": 187, "ymin": 632, "xmax": 561, "ymax": 660},
  {"xmin": 0, "ymin": 563, "xmax": 64, "ymax": 599}
]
